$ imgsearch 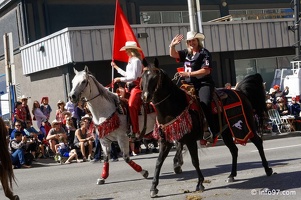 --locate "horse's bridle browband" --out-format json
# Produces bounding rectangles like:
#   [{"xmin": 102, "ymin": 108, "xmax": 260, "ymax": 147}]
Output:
[{"xmin": 144, "ymin": 67, "xmax": 171, "ymax": 106}]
